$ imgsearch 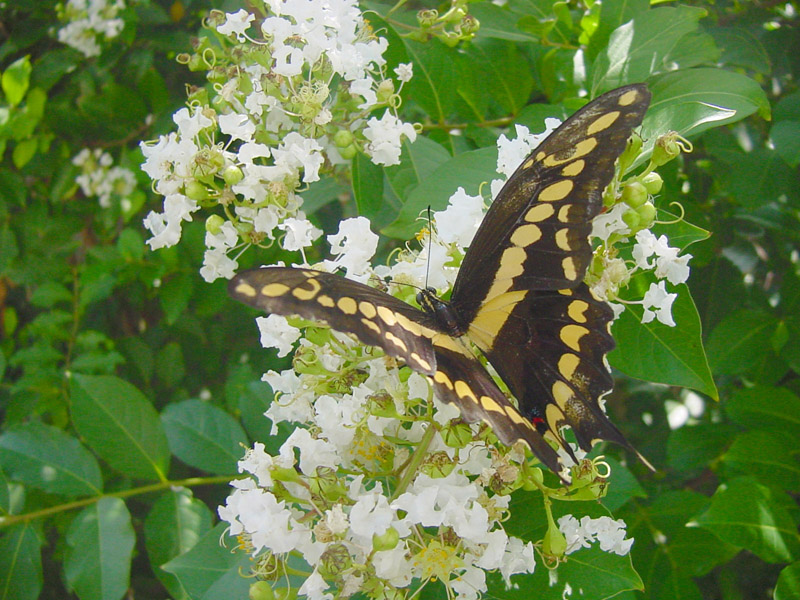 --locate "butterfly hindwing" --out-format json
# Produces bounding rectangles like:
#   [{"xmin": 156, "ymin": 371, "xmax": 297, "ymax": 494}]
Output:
[{"xmin": 229, "ymin": 267, "xmax": 440, "ymax": 375}]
